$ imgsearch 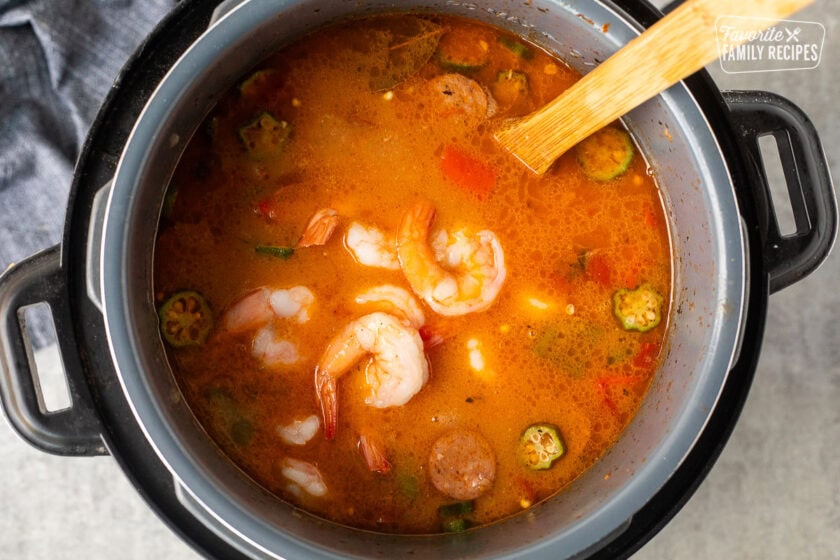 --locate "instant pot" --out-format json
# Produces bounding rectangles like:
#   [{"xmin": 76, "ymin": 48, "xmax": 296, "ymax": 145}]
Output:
[{"xmin": 0, "ymin": 0, "xmax": 835, "ymax": 558}]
